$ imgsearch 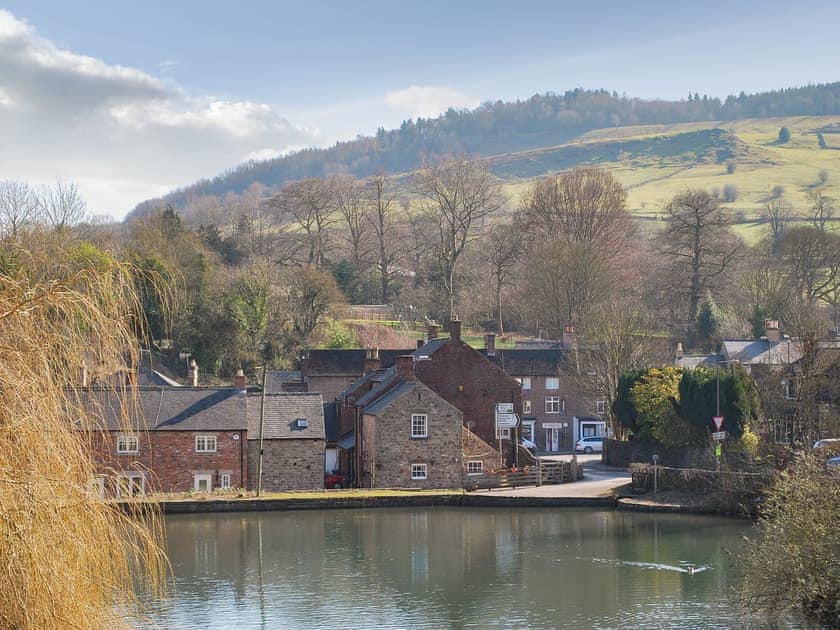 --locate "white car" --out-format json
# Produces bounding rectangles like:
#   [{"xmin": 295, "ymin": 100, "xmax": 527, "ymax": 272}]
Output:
[
  {"xmin": 575, "ymin": 436, "xmax": 604, "ymax": 454},
  {"xmin": 520, "ymin": 437, "xmax": 537, "ymax": 452}
]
